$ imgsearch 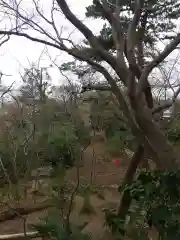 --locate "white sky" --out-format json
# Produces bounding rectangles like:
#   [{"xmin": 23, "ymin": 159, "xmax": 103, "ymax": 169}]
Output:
[{"xmin": 0, "ymin": 0, "xmax": 104, "ymax": 90}]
